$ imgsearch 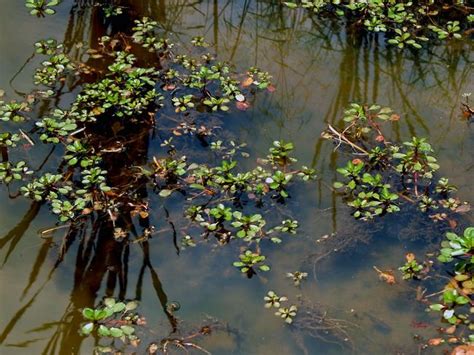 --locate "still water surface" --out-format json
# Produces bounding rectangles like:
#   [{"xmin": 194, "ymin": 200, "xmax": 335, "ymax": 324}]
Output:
[{"xmin": 0, "ymin": 1, "xmax": 473, "ymax": 354}]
